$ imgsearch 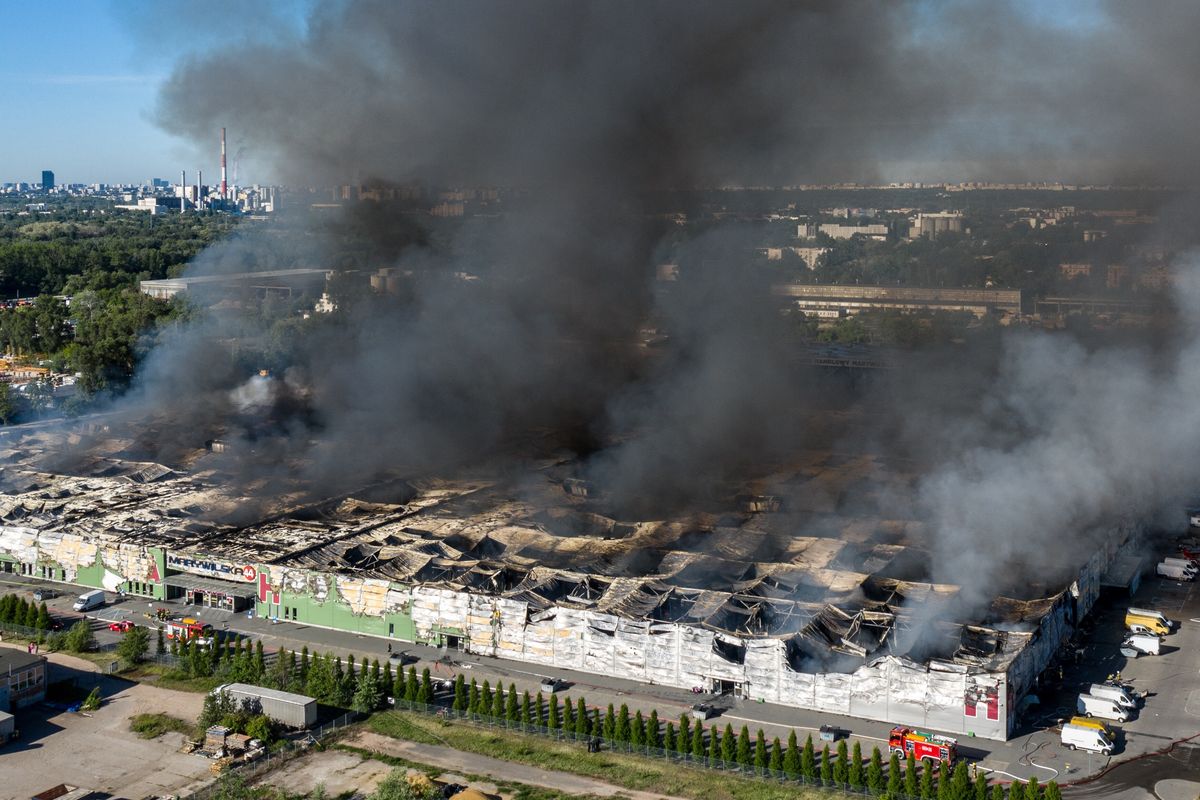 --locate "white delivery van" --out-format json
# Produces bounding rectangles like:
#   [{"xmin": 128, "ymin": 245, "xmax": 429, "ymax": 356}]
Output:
[
  {"xmin": 1077, "ymin": 694, "xmax": 1128, "ymax": 722},
  {"xmin": 1157, "ymin": 562, "xmax": 1195, "ymax": 581},
  {"xmin": 1127, "ymin": 608, "xmax": 1176, "ymax": 631},
  {"xmin": 72, "ymin": 589, "xmax": 105, "ymax": 612},
  {"xmin": 1088, "ymin": 684, "xmax": 1137, "ymax": 710},
  {"xmin": 1123, "ymin": 634, "xmax": 1161, "ymax": 655},
  {"xmin": 1163, "ymin": 556, "xmax": 1199, "ymax": 570},
  {"xmin": 1061, "ymin": 723, "xmax": 1114, "ymax": 755}
]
